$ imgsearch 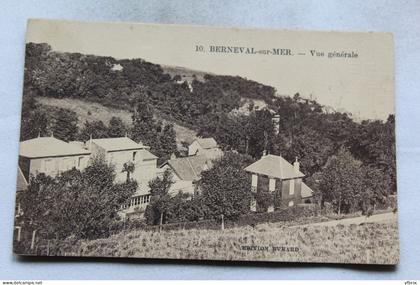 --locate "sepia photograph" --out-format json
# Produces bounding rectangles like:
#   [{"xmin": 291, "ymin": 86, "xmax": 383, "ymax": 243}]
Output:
[{"xmin": 13, "ymin": 19, "xmax": 398, "ymax": 265}]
